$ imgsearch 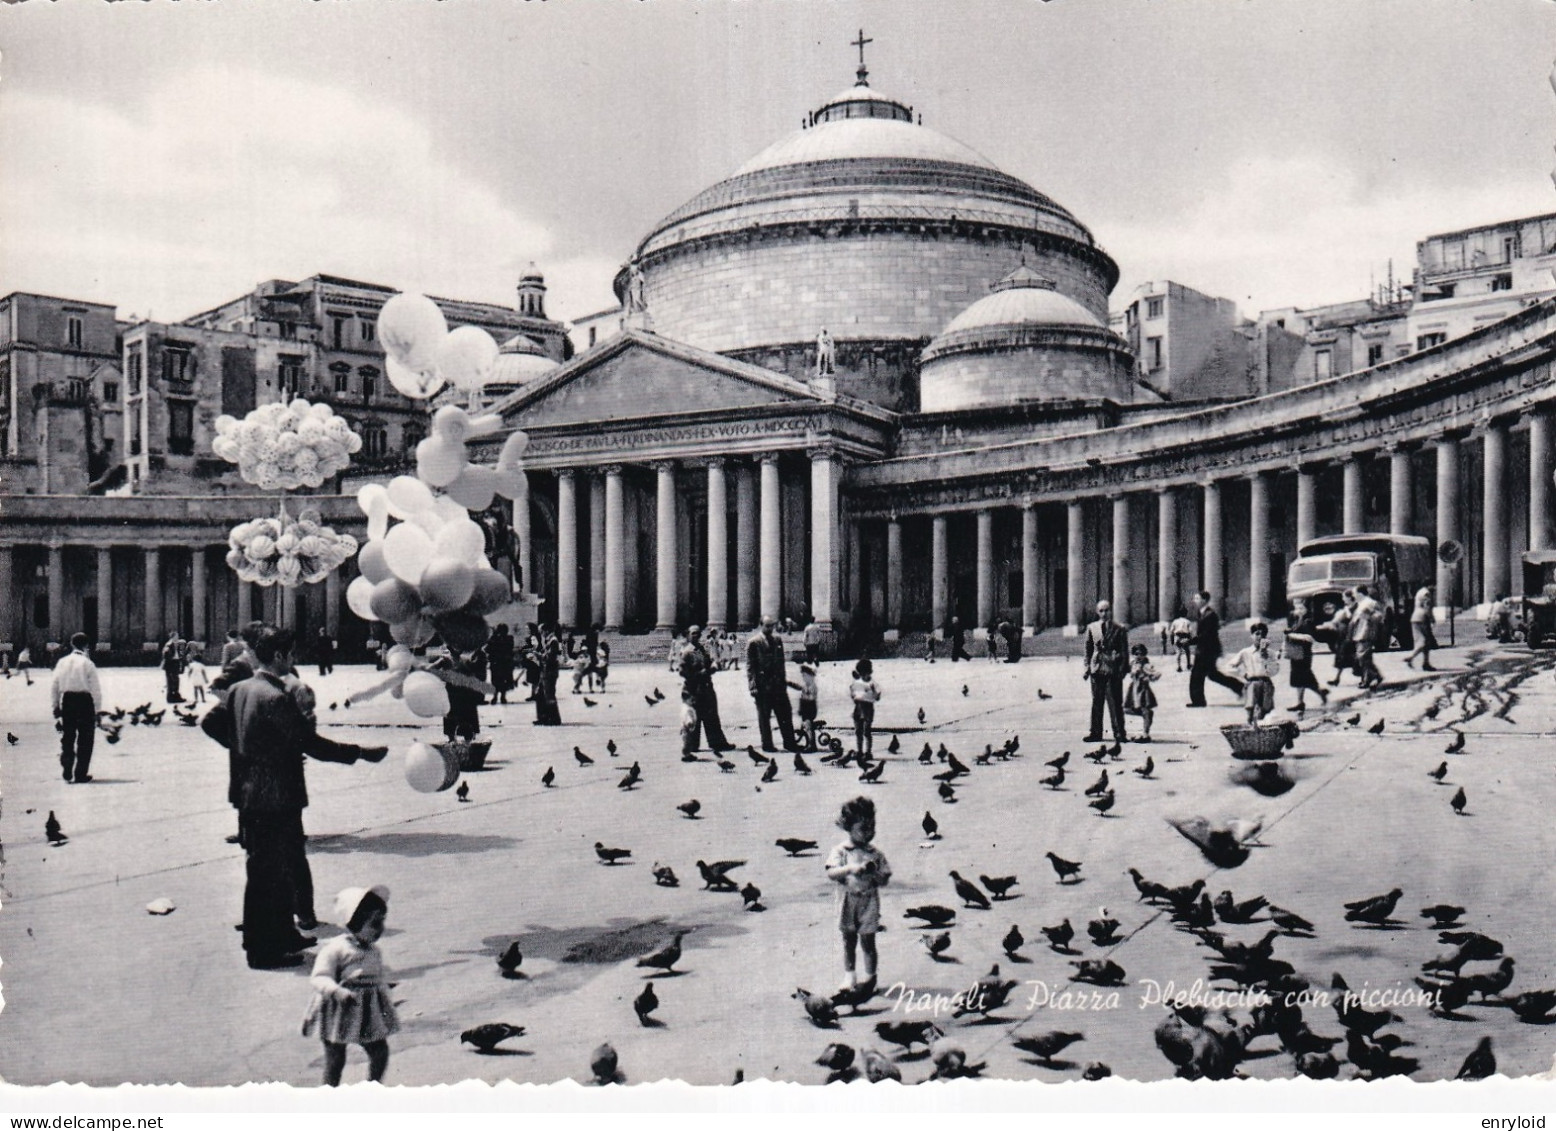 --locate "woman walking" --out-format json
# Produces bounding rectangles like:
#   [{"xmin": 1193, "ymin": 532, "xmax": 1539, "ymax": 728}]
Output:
[{"xmin": 1282, "ymin": 598, "xmax": 1328, "ymax": 716}]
